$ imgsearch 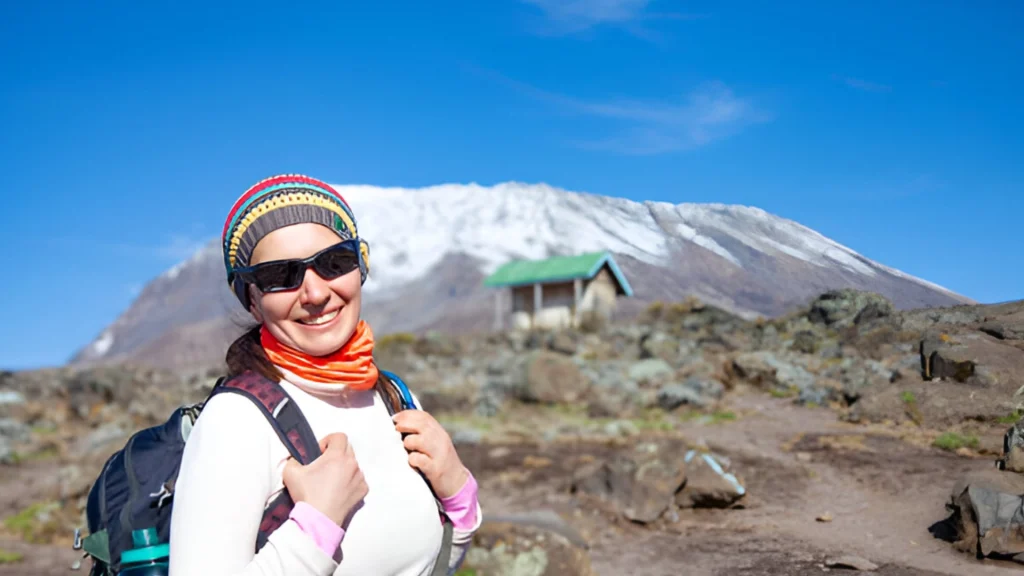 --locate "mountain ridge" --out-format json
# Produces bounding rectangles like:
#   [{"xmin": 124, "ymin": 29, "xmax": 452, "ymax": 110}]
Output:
[{"xmin": 69, "ymin": 181, "xmax": 972, "ymax": 369}]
